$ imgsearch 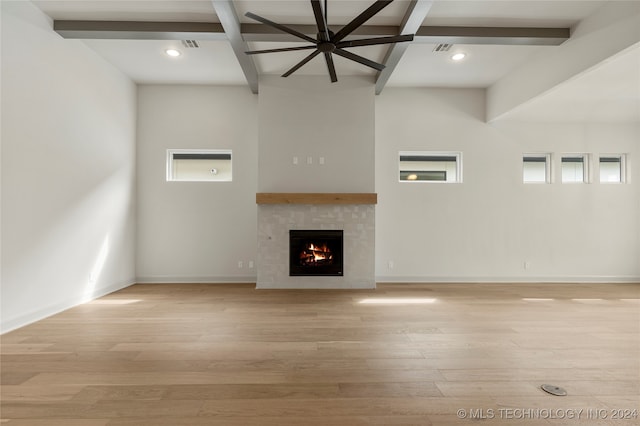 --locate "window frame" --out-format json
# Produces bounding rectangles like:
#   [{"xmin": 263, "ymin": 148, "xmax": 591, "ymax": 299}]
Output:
[
  {"xmin": 598, "ymin": 154, "xmax": 626, "ymax": 184},
  {"xmin": 522, "ymin": 153, "xmax": 552, "ymax": 184},
  {"xmin": 166, "ymin": 149, "xmax": 233, "ymax": 182},
  {"xmin": 561, "ymin": 153, "xmax": 590, "ymax": 184},
  {"xmin": 398, "ymin": 151, "xmax": 463, "ymax": 183}
]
